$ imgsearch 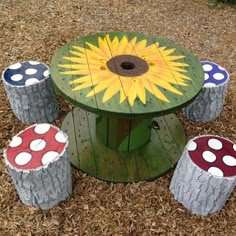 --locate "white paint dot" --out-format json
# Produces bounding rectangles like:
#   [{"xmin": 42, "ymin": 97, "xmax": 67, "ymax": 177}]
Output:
[
  {"xmin": 25, "ymin": 68, "xmax": 37, "ymax": 75},
  {"xmin": 25, "ymin": 78, "xmax": 40, "ymax": 86},
  {"xmin": 208, "ymin": 138, "xmax": 223, "ymax": 150},
  {"xmin": 188, "ymin": 141, "xmax": 197, "ymax": 151},
  {"xmin": 29, "ymin": 61, "xmax": 40, "ymax": 65},
  {"xmin": 9, "ymin": 136, "xmax": 22, "ymax": 148},
  {"xmin": 202, "ymin": 151, "xmax": 217, "ymax": 163},
  {"xmin": 204, "ymin": 73, "xmax": 209, "ymax": 80},
  {"xmin": 208, "ymin": 167, "xmax": 224, "ymax": 177},
  {"xmin": 34, "ymin": 124, "xmax": 51, "ymax": 134},
  {"xmin": 11, "ymin": 74, "xmax": 23, "ymax": 81},
  {"xmin": 41, "ymin": 151, "xmax": 59, "ymax": 165},
  {"xmin": 233, "ymin": 144, "xmax": 236, "ymax": 151},
  {"xmin": 218, "ymin": 65, "xmax": 224, "ymax": 70},
  {"xmin": 203, "ymin": 64, "xmax": 213, "ymax": 72},
  {"xmin": 213, "ymin": 73, "xmax": 224, "ymax": 80},
  {"xmin": 9, "ymin": 63, "xmax": 22, "ymax": 70},
  {"xmin": 55, "ymin": 132, "xmax": 67, "ymax": 143},
  {"xmin": 30, "ymin": 139, "xmax": 46, "ymax": 151},
  {"xmin": 204, "ymin": 82, "xmax": 216, "ymax": 88},
  {"xmin": 222, "ymin": 155, "xmax": 236, "ymax": 167},
  {"xmin": 15, "ymin": 152, "xmax": 32, "ymax": 166},
  {"xmin": 43, "ymin": 70, "xmax": 49, "ymax": 77}
]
